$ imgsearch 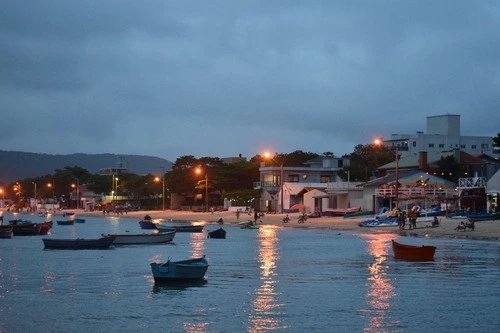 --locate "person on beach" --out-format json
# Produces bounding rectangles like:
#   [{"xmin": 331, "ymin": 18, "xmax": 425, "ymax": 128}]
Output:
[{"xmin": 236, "ymin": 210, "xmax": 240, "ymax": 221}]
